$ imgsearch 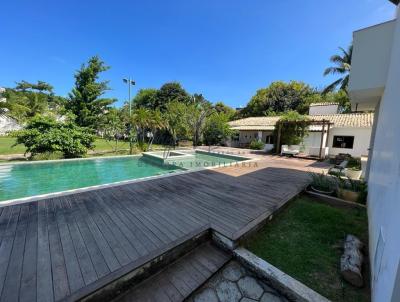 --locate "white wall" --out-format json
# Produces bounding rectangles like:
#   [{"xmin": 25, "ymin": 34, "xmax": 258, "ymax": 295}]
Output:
[
  {"xmin": 365, "ymin": 6, "xmax": 400, "ymax": 302},
  {"xmin": 349, "ymin": 20, "xmax": 396, "ymax": 110},
  {"xmin": 302, "ymin": 128, "xmax": 371, "ymax": 157},
  {"xmin": 327, "ymin": 127, "xmax": 371, "ymax": 157}
]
